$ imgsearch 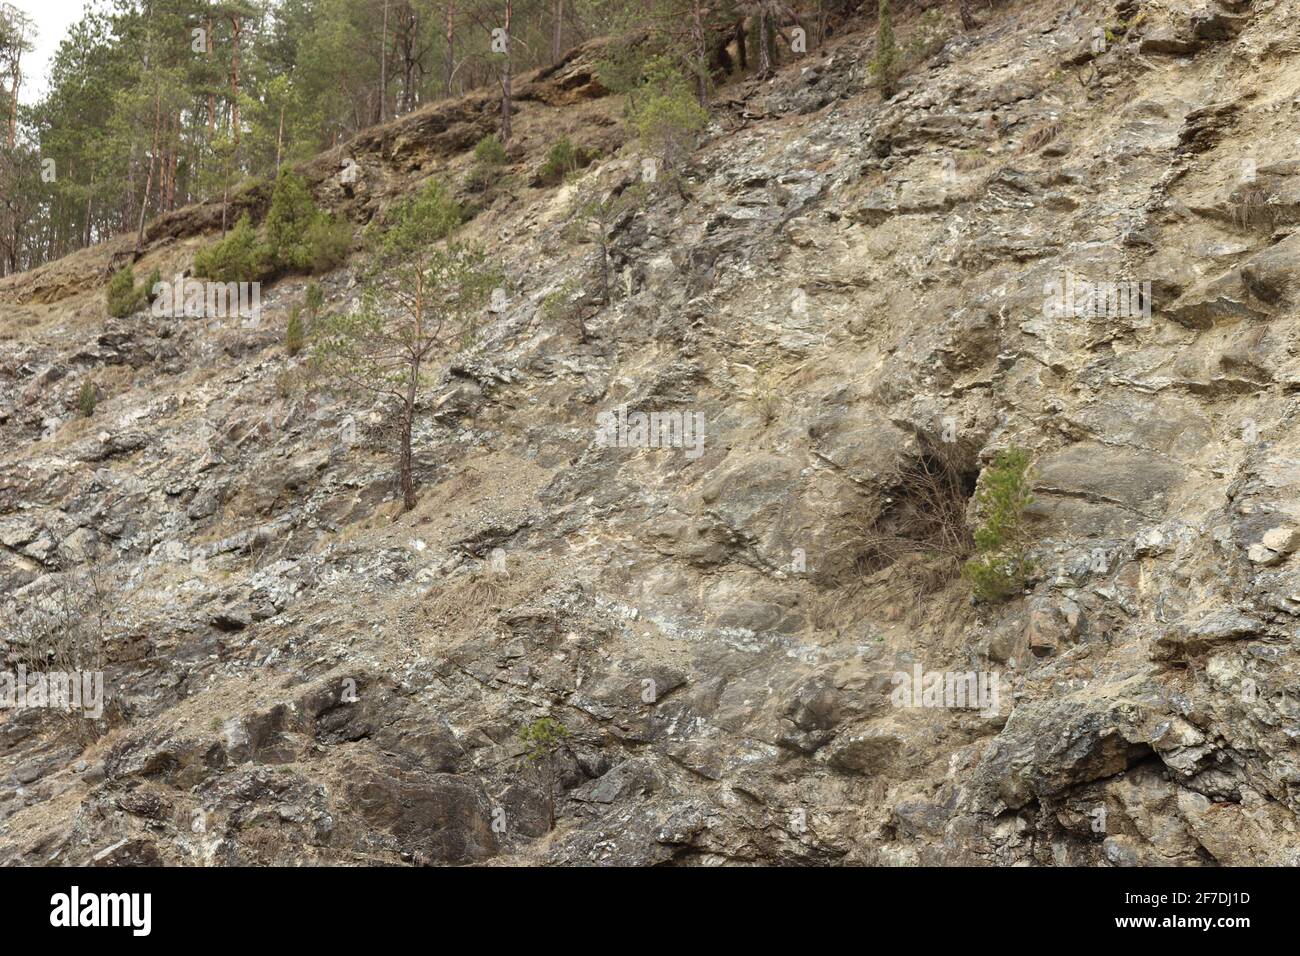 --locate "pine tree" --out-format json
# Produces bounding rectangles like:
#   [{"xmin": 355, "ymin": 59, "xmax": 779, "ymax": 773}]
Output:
[
  {"xmin": 77, "ymin": 380, "xmax": 97, "ymax": 418},
  {"xmin": 870, "ymin": 0, "xmax": 898, "ymax": 97},
  {"xmin": 286, "ymin": 306, "xmax": 306, "ymax": 356},
  {"xmin": 105, "ymin": 266, "xmax": 145, "ymax": 318},
  {"xmin": 519, "ymin": 716, "xmax": 569, "ymax": 831},
  {"xmin": 312, "ymin": 179, "xmax": 497, "ymax": 511}
]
